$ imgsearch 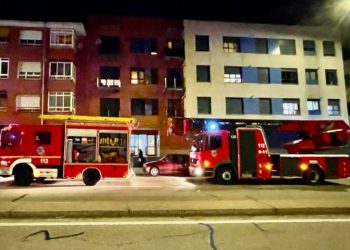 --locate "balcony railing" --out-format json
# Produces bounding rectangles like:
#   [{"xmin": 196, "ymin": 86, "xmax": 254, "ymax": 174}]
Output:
[
  {"xmin": 97, "ymin": 78, "xmax": 121, "ymax": 89},
  {"xmin": 164, "ymin": 77, "xmax": 183, "ymax": 90}
]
